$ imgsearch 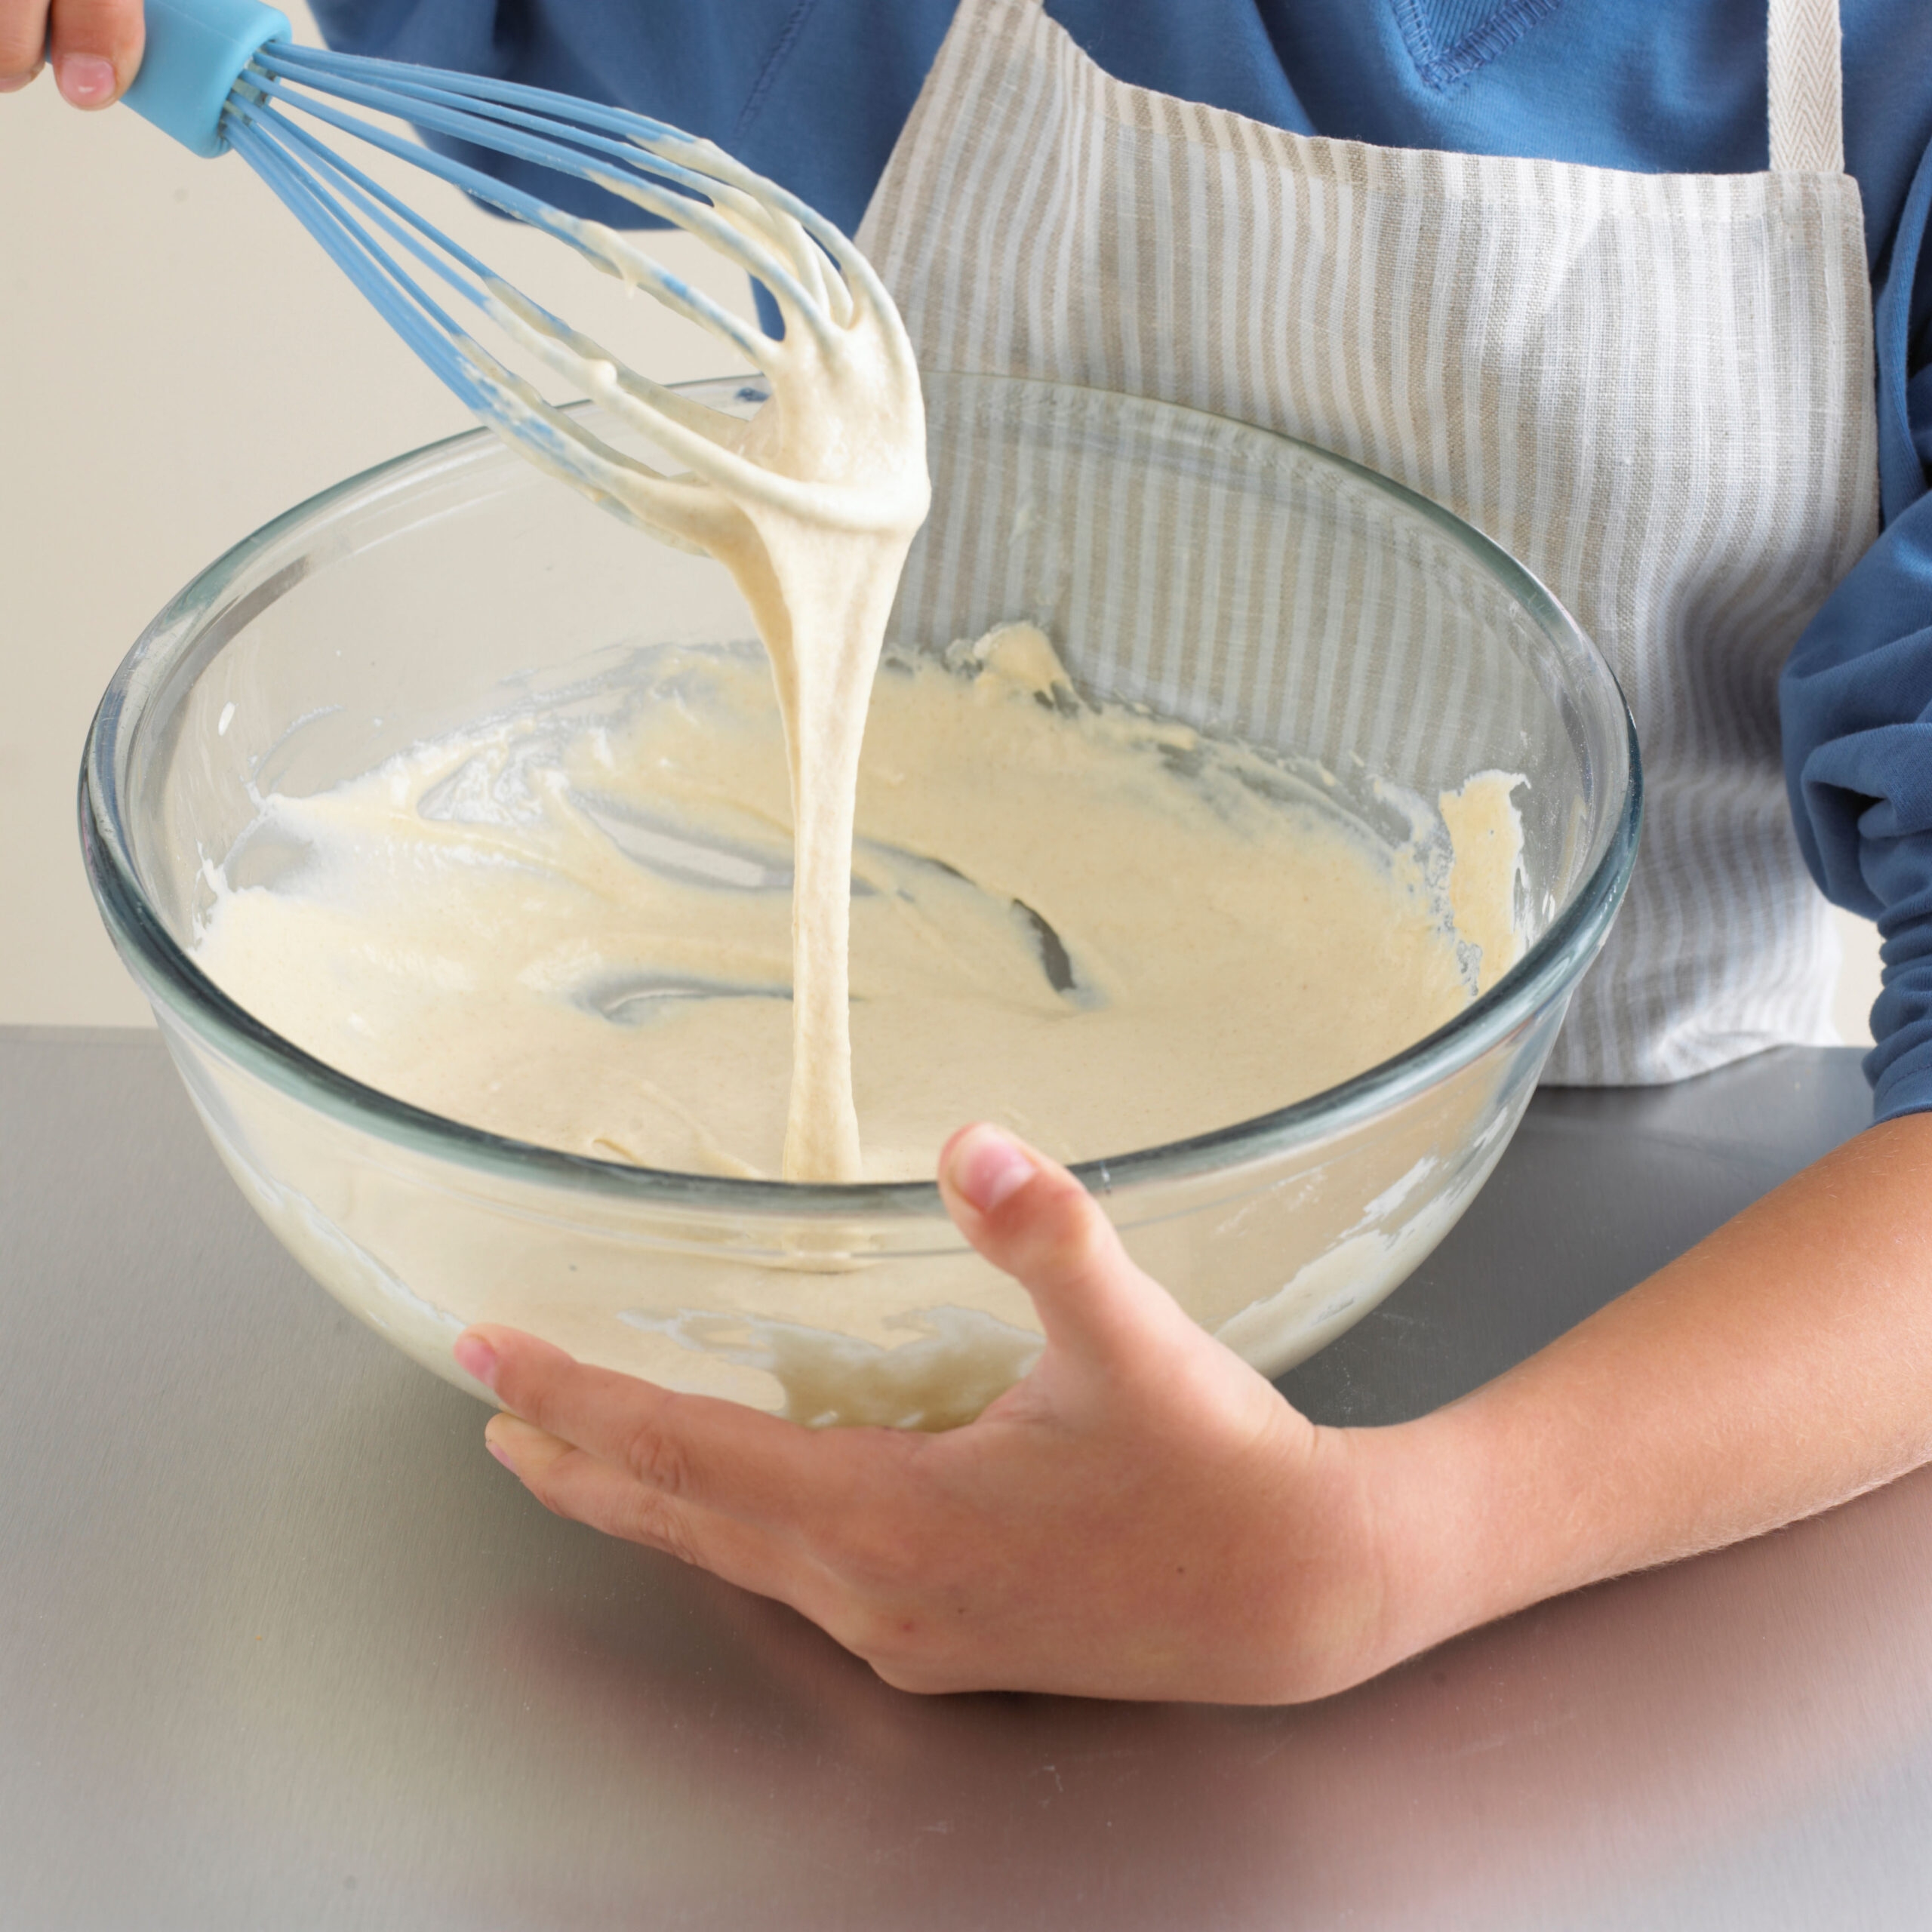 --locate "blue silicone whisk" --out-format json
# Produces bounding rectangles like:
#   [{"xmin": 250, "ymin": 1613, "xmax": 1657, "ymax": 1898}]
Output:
[{"xmin": 120, "ymin": 0, "xmax": 921, "ymax": 546}]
